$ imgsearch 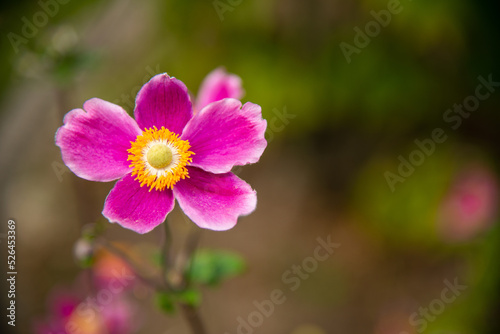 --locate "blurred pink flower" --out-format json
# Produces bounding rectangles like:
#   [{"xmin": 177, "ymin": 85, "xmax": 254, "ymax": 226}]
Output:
[
  {"xmin": 195, "ymin": 67, "xmax": 245, "ymax": 112},
  {"xmin": 48, "ymin": 290, "xmax": 80, "ymax": 320},
  {"xmin": 101, "ymin": 297, "xmax": 136, "ymax": 334},
  {"xmin": 92, "ymin": 247, "xmax": 136, "ymax": 290},
  {"xmin": 438, "ymin": 165, "xmax": 499, "ymax": 242},
  {"xmin": 35, "ymin": 289, "xmax": 137, "ymax": 334},
  {"xmin": 34, "ymin": 290, "xmax": 100, "ymax": 334}
]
